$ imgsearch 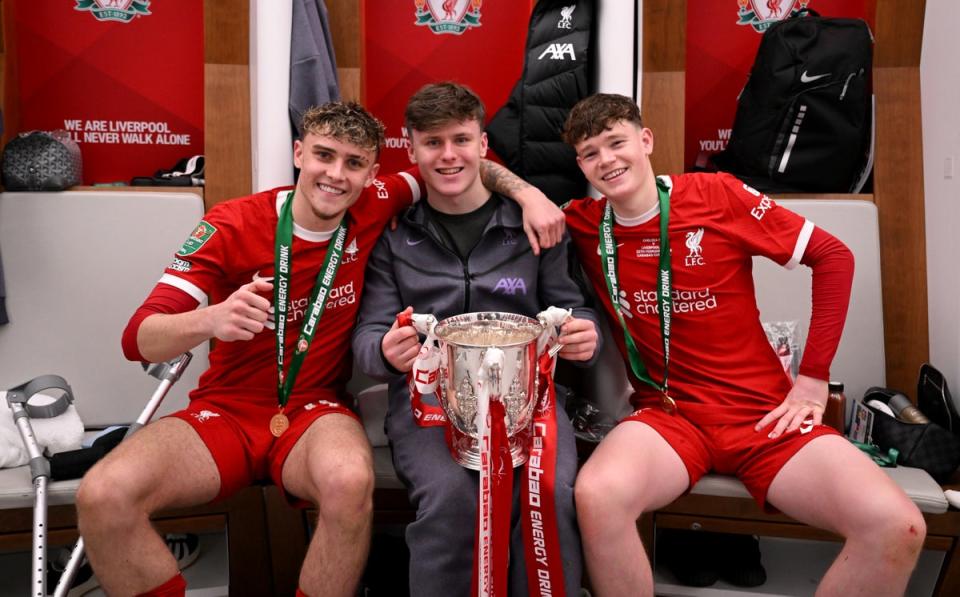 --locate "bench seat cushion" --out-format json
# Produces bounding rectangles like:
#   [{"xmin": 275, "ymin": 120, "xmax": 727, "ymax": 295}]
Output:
[
  {"xmin": 0, "ymin": 465, "xmax": 82, "ymax": 510},
  {"xmin": 691, "ymin": 466, "xmax": 948, "ymax": 514}
]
